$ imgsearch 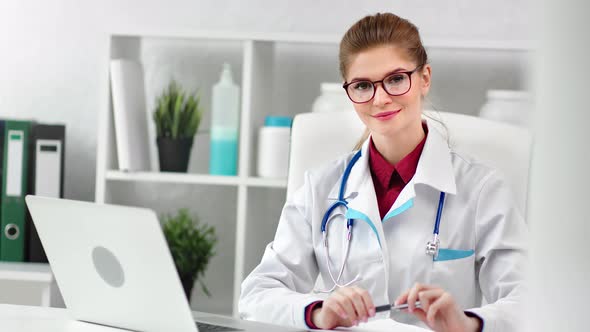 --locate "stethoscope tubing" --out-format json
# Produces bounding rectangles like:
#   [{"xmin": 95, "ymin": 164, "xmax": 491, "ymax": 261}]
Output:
[{"xmin": 316, "ymin": 149, "xmax": 446, "ymax": 292}]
